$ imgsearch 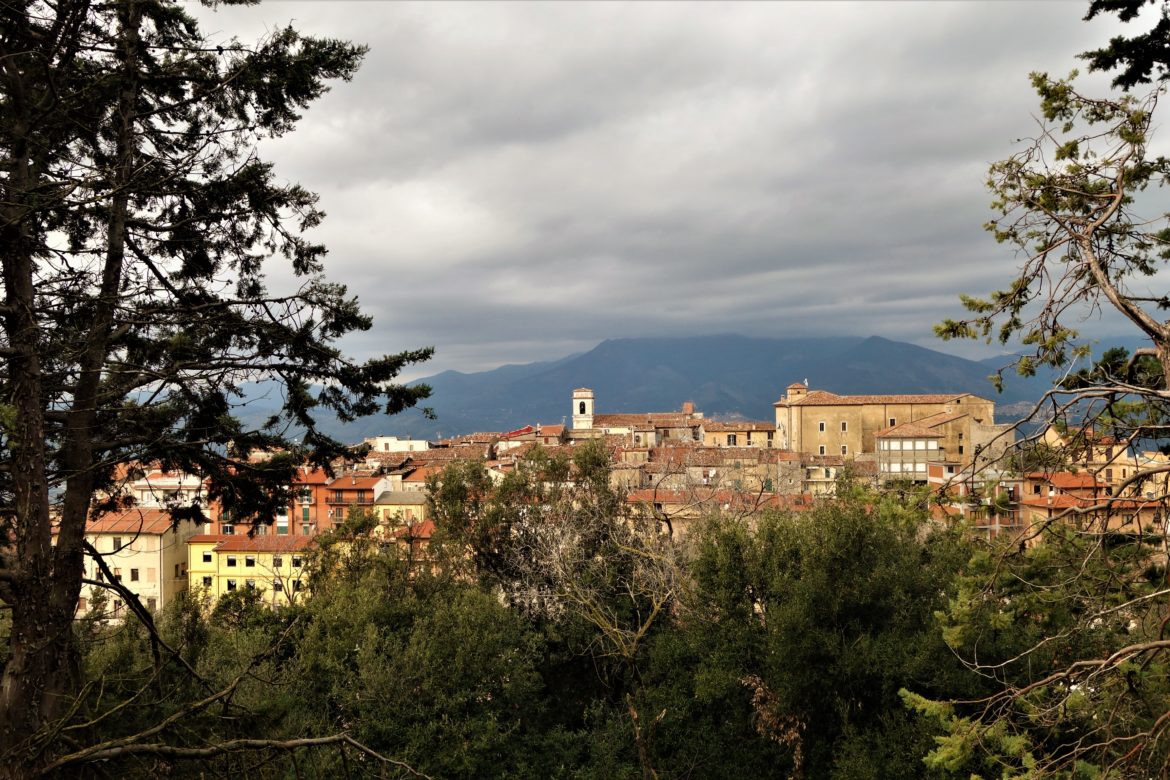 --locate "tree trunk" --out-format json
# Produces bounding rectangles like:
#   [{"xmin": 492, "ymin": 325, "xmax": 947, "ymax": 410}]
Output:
[{"xmin": 0, "ymin": 3, "xmax": 139, "ymax": 773}]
